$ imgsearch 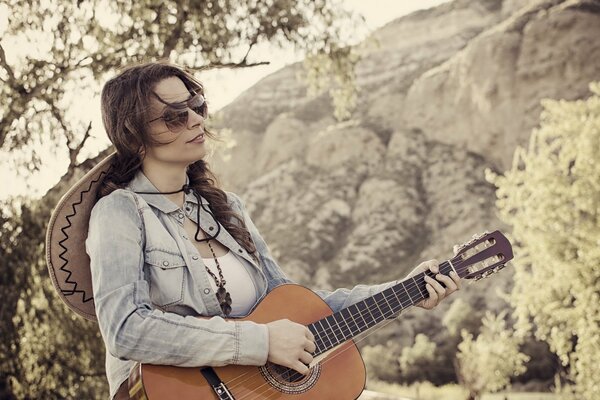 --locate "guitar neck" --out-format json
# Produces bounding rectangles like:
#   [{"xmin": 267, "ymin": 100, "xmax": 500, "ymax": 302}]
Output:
[{"xmin": 308, "ymin": 260, "xmax": 457, "ymax": 356}]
